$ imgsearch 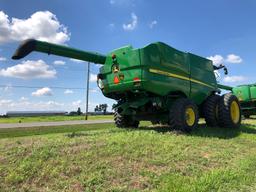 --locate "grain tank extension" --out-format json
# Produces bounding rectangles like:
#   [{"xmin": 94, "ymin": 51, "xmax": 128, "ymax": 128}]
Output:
[
  {"xmin": 12, "ymin": 39, "xmax": 241, "ymax": 131},
  {"xmin": 231, "ymin": 84, "xmax": 256, "ymax": 118}
]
